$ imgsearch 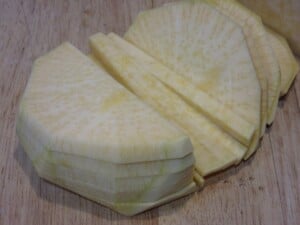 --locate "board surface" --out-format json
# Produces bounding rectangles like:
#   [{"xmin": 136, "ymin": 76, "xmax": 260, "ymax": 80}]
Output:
[{"xmin": 0, "ymin": 0, "xmax": 299, "ymax": 224}]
